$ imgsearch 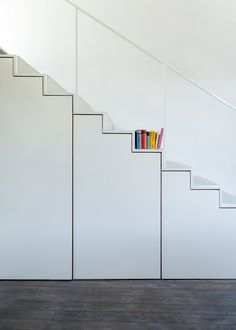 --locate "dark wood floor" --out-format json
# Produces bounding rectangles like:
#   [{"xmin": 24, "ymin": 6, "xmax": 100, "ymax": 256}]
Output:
[{"xmin": 0, "ymin": 280, "xmax": 236, "ymax": 329}]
